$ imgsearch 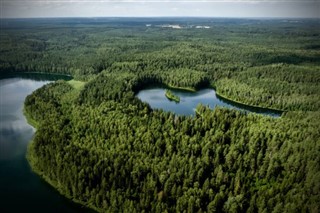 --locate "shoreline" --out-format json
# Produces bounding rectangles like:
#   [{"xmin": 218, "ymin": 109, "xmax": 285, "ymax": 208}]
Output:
[
  {"xmin": 0, "ymin": 71, "xmax": 72, "ymax": 77},
  {"xmin": 166, "ymin": 84, "xmax": 196, "ymax": 92},
  {"xmin": 165, "ymin": 89, "xmax": 180, "ymax": 103},
  {"xmin": 24, "ymin": 106, "xmax": 99, "ymax": 213},
  {"xmin": 138, "ymin": 82, "xmax": 284, "ymax": 115},
  {"xmin": 215, "ymin": 91, "xmax": 285, "ymax": 115},
  {"xmin": 22, "ymin": 76, "xmax": 284, "ymax": 213}
]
